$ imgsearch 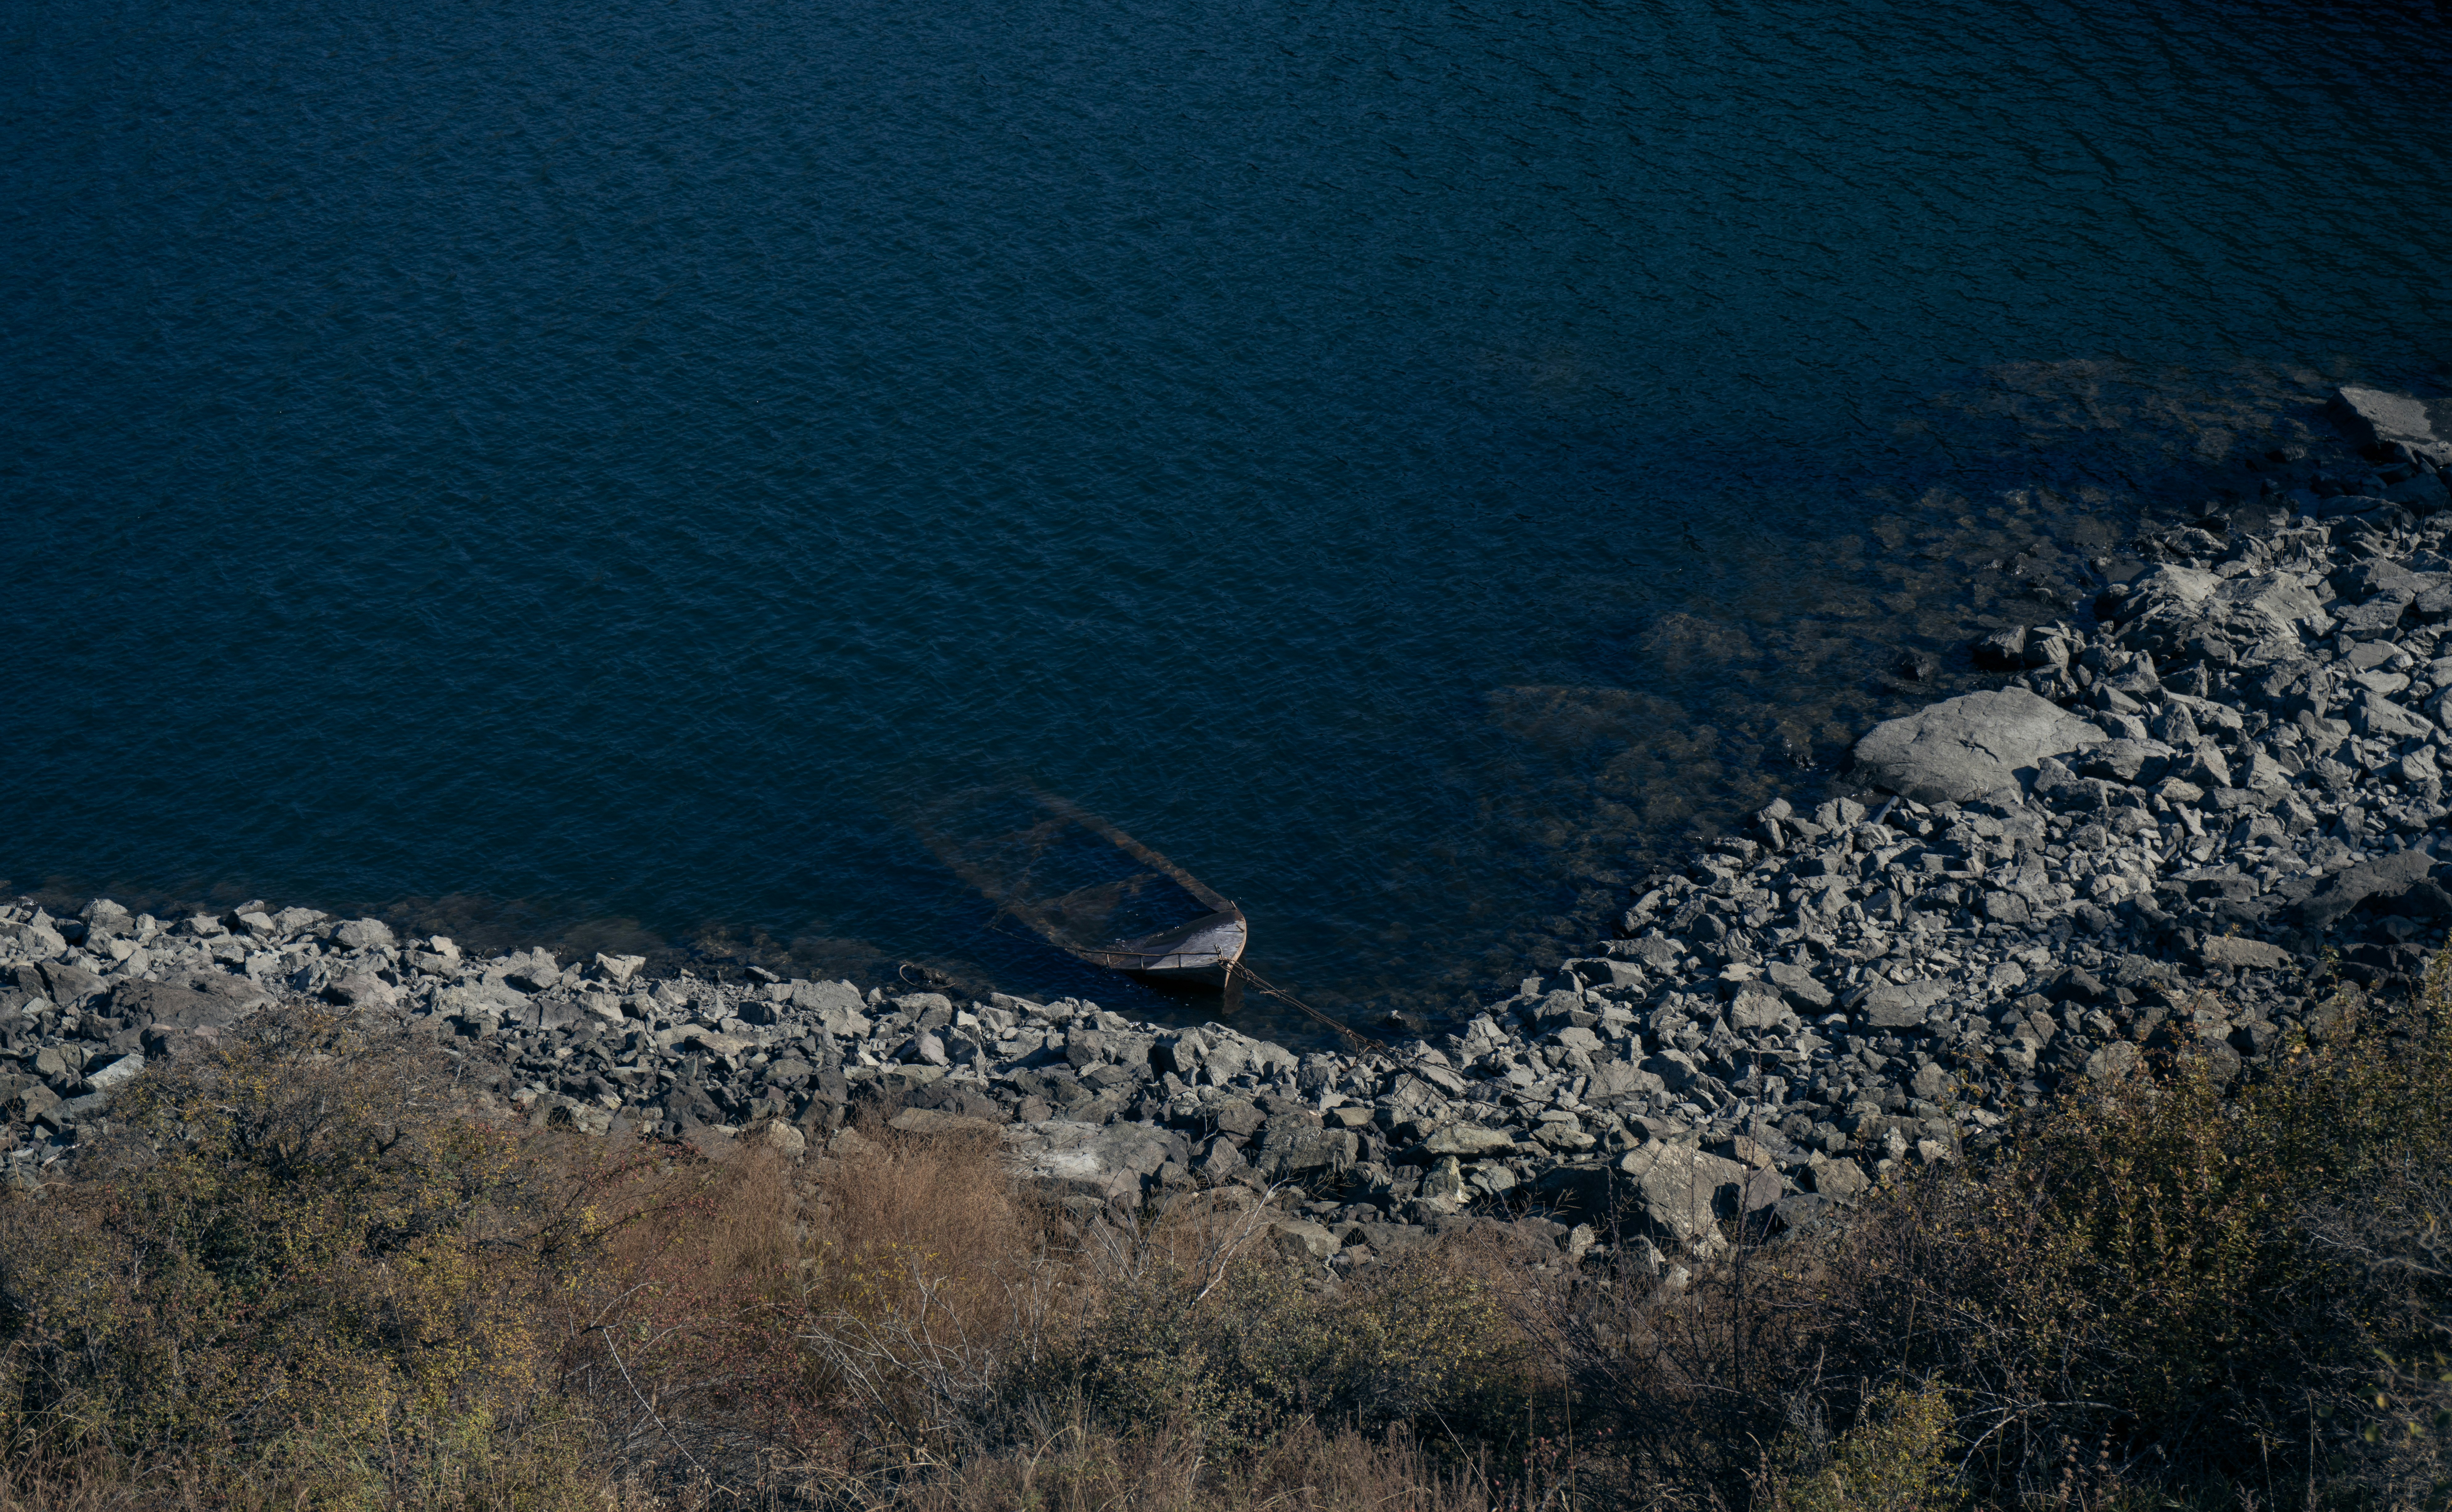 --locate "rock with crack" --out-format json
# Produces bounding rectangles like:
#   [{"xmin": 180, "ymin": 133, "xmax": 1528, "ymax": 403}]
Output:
[
  {"xmin": 1852, "ymin": 688, "xmax": 2103, "ymax": 805},
  {"xmin": 1614, "ymin": 1139, "xmax": 1749, "ymax": 1254}
]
